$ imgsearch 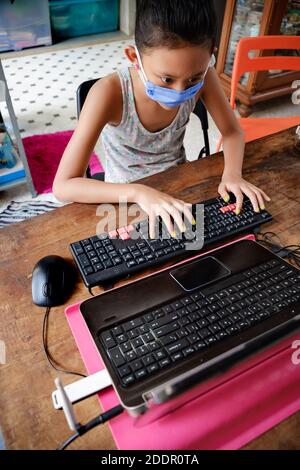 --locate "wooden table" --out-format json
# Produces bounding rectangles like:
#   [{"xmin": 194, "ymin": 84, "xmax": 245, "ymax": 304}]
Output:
[{"xmin": 1, "ymin": 126, "xmax": 300, "ymax": 450}]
